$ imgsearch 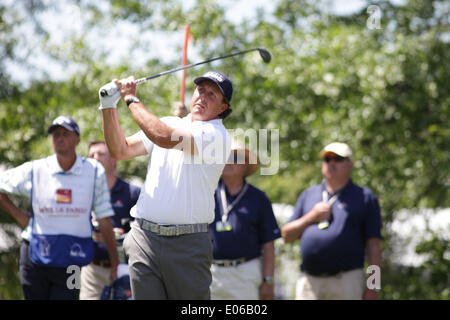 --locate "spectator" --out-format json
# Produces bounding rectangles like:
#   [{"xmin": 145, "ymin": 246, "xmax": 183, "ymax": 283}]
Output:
[
  {"xmin": 282, "ymin": 142, "xmax": 382, "ymax": 300},
  {"xmin": 79, "ymin": 140, "xmax": 140, "ymax": 299},
  {"xmin": 209, "ymin": 140, "xmax": 281, "ymax": 300}
]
